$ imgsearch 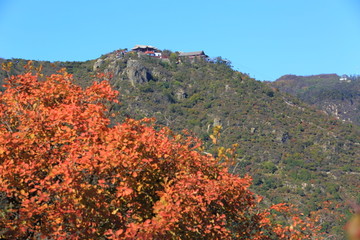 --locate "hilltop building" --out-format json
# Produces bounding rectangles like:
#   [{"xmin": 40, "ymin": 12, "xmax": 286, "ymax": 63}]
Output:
[
  {"xmin": 179, "ymin": 51, "xmax": 208, "ymax": 59},
  {"xmin": 131, "ymin": 45, "xmax": 158, "ymax": 52},
  {"xmin": 130, "ymin": 45, "xmax": 209, "ymax": 61},
  {"xmin": 131, "ymin": 45, "xmax": 163, "ymax": 58},
  {"xmin": 339, "ymin": 74, "xmax": 351, "ymax": 82}
]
